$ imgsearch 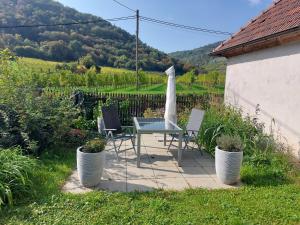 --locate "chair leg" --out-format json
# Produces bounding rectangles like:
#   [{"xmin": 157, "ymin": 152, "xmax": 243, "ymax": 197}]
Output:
[
  {"xmin": 117, "ymin": 139, "xmax": 124, "ymax": 154},
  {"xmin": 112, "ymin": 138, "xmax": 120, "ymax": 161},
  {"xmin": 183, "ymin": 138, "xmax": 189, "ymax": 150},
  {"xmin": 130, "ymin": 137, "xmax": 137, "ymax": 154},
  {"xmin": 168, "ymin": 136, "xmax": 175, "ymax": 150}
]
